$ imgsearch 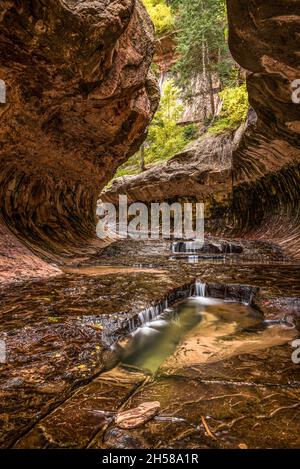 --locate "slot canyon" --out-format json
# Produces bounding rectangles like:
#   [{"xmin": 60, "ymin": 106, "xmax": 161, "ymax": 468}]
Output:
[{"xmin": 0, "ymin": 0, "xmax": 299, "ymax": 452}]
